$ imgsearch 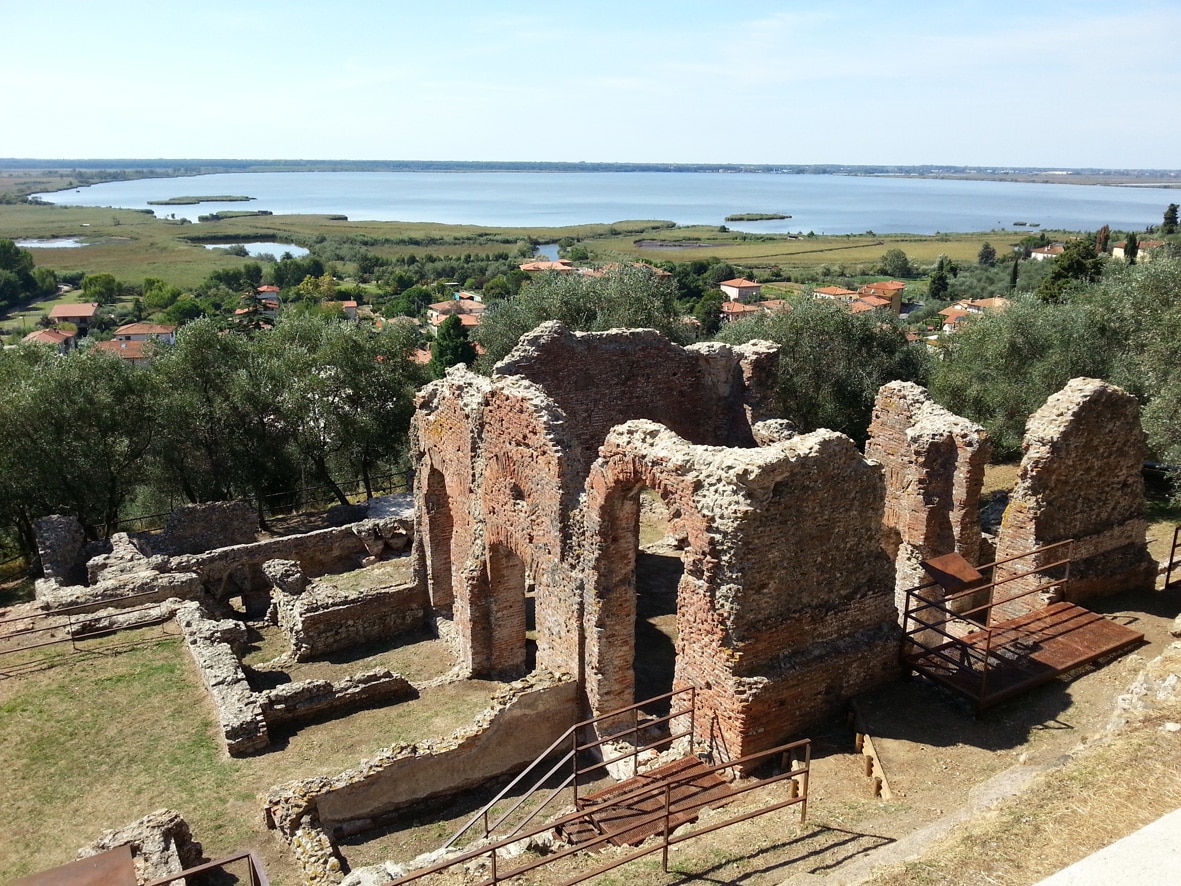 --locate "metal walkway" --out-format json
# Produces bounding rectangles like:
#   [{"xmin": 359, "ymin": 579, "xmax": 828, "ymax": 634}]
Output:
[{"xmin": 902, "ymin": 543, "xmax": 1144, "ymax": 712}]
